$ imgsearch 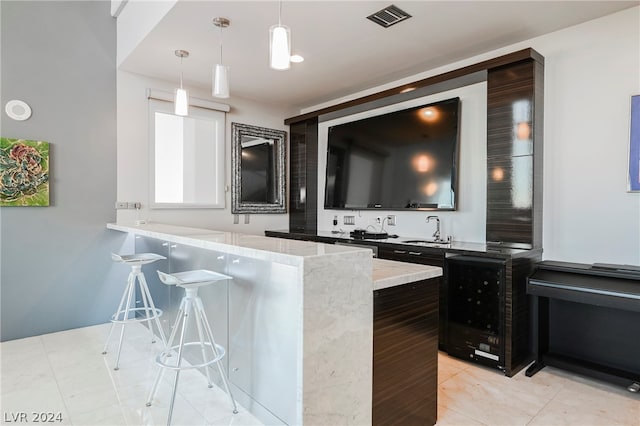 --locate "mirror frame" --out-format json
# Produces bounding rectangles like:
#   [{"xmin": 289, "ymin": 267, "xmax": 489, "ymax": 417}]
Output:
[{"xmin": 231, "ymin": 122, "xmax": 287, "ymax": 214}]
